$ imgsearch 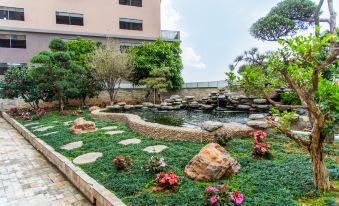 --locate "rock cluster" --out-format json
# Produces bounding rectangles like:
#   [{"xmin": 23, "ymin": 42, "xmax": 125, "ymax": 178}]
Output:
[
  {"xmin": 246, "ymin": 114, "xmax": 270, "ymax": 129},
  {"xmin": 69, "ymin": 117, "xmax": 97, "ymax": 135},
  {"xmin": 159, "ymin": 95, "xmax": 184, "ymax": 110},
  {"xmin": 184, "ymin": 143, "xmax": 240, "ymax": 181}
]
